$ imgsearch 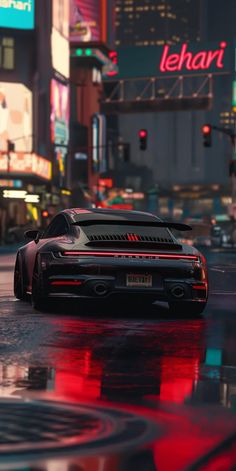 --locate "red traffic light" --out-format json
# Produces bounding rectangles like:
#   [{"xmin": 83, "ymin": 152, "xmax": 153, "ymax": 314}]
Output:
[
  {"xmin": 202, "ymin": 125, "xmax": 211, "ymax": 134},
  {"xmin": 42, "ymin": 210, "xmax": 49, "ymax": 218},
  {"xmin": 139, "ymin": 129, "xmax": 147, "ymax": 138}
]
